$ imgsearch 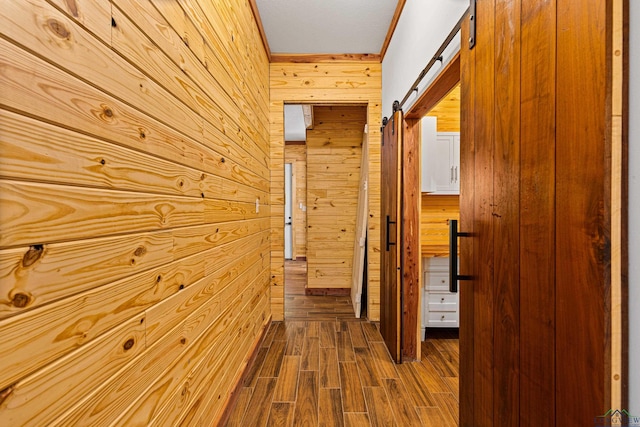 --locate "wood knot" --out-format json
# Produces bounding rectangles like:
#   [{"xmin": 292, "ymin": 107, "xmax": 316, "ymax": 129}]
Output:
[
  {"xmin": 139, "ymin": 131, "xmax": 146, "ymax": 140},
  {"xmin": 133, "ymin": 246, "xmax": 146, "ymax": 257},
  {"xmin": 22, "ymin": 244, "xmax": 44, "ymax": 267},
  {"xmin": 100, "ymin": 158, "xmax": 106, "ymax": 165},
  {"xmin": 180, "ymin": 338, "xmax": 186, "ymax": 345},
  {"xmin": 0, "ymin": 385, "xmax": 15, "ymax": 406},
  {"xmin": 200, "ymin": 174, "xmax": 206, "ymax": 181},
  {"xmin": 61, "ymin": 0, "xmax": 79, "ymax": 15},
  {"xmin": 47, "ymin": 19, "xmax": 71, "ymax": 39},
  {"xmin": 178, "ymin": 180, "xmax": 184, "ymax": 187},
  {"xmin": 220, "ymin": 157, "xmax": 225, "ymax": 163},
  {"xmin": 123, "ymin": 338, "xmax": 135, "ymax": 350},
  {"xmin": 156, "ymin": 275, "xmax": 162, "ymax": 283},
  {"xmin": 12, "ymin": 293, "xmax": 31, "ymax": 308},
  {"xmin": 179, "ymin": 284, "xmax": 185, "ymax": 290},
  {"xmin": 103, "ymin": 107, "xmax": 113, "ymax": 118}
]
